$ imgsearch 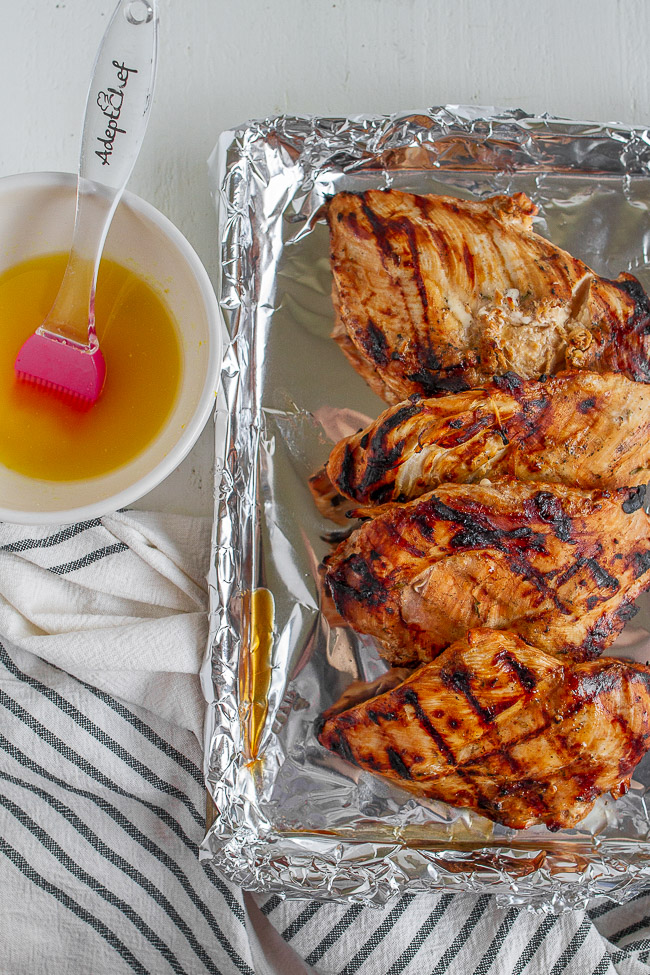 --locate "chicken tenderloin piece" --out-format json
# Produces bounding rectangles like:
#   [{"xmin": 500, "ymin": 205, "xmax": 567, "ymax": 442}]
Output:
[
  {"xmin": 314, "ymin": 370, "xmax": 650, "ymax": 510},
  {"xmin": 327, "ymin": 190, "xmax": 650, "ymax": 403},
  {"xmin": 323, "ymin": 479, "xmax": 650, "ymax": 665},
  {"xmin": 317, "ymin": 629, "xmax": 650, "ymax": 831}
]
